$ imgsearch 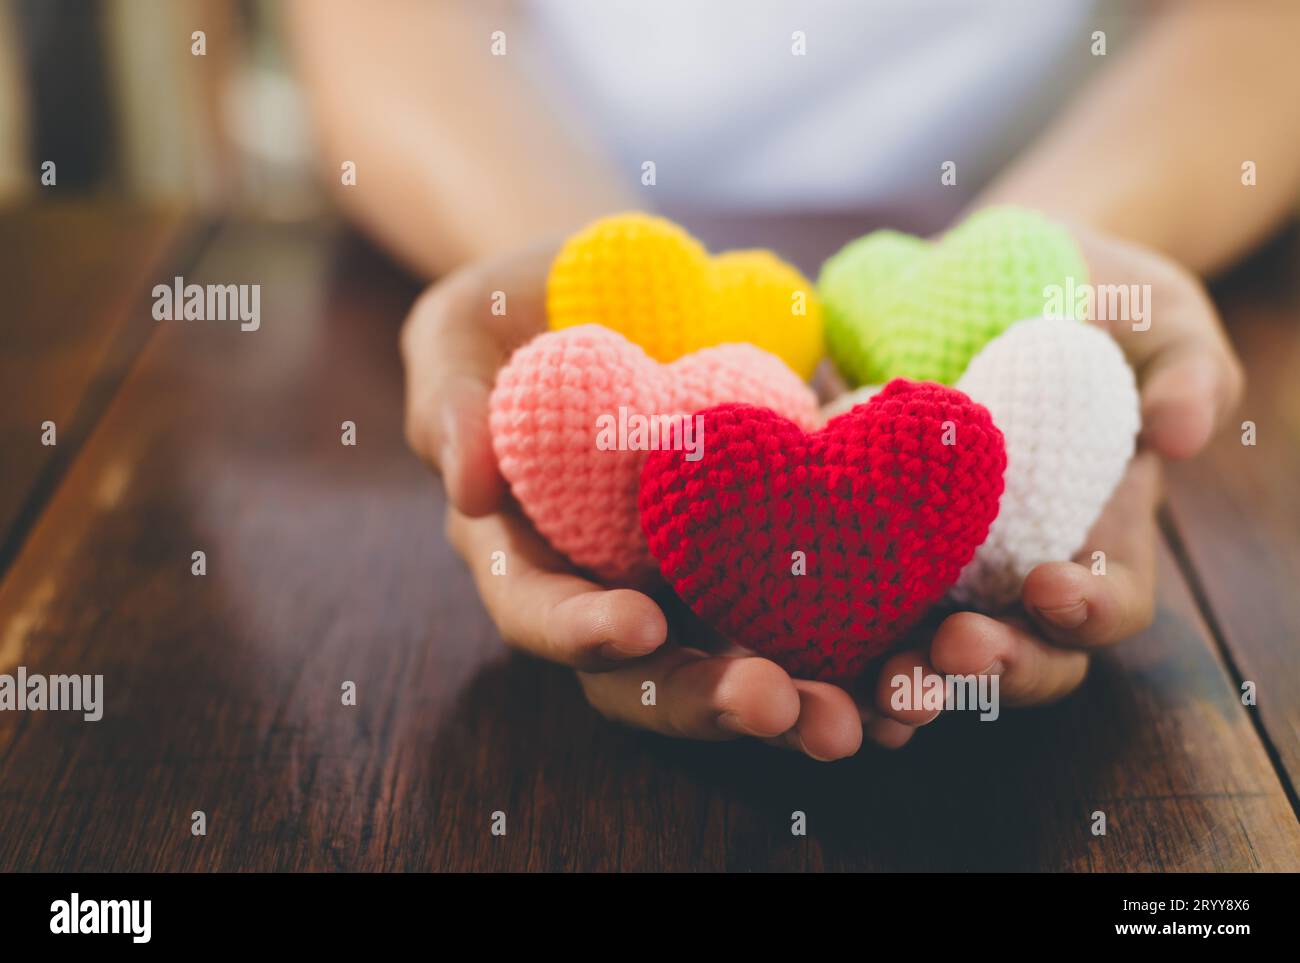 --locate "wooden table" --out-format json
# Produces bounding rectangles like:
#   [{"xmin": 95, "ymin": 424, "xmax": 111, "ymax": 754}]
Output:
[{"xmin": 1, "ymin": 201, "xmax": 1297, "ymax": 872}]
